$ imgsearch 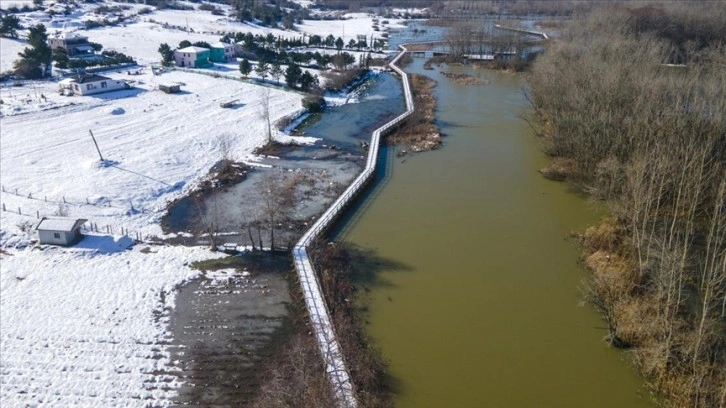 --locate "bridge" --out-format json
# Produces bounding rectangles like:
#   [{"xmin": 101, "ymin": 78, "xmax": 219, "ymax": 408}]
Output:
[
  {"xmin": 494, "ymin": 24, "xmax": 549, "ymax": 40},
  {"xmin": 291, "ymin": 45, "xmax": 414, "ymax": 408}
]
